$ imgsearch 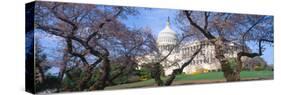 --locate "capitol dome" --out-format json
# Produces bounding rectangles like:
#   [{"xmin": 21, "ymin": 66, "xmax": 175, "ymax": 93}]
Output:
[{"xmin": 157, "ymin": 17, "xmax": 178, "ymax": 46}]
